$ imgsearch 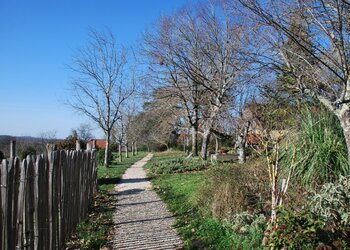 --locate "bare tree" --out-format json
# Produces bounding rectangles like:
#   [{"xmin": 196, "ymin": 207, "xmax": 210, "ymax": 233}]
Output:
[
  {"xmin": 238, "ymin": 0, "xmax": 350, "ymax": 164},
  {"xmin": 143, "ymin": 2, "xmax": 256, "ymax": 159},
  {"xmin": 142, "ymin": 11, "xmax": 206, "ymax": 156},
  {"xmin": 76, "ymin": 123, "xmax": 94, "ymax": 142},
  {"xmin": 68, "ymin": 29, "xmax": 135, "ymax": 167}
]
